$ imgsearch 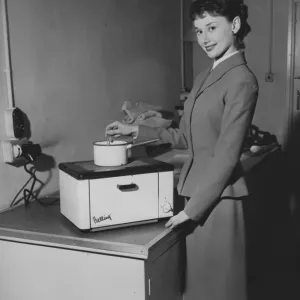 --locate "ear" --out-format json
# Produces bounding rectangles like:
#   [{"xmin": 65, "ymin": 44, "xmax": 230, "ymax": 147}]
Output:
[{"xmin": 232, "ymin": 16, "xmax": 241, "ymax": 34}]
